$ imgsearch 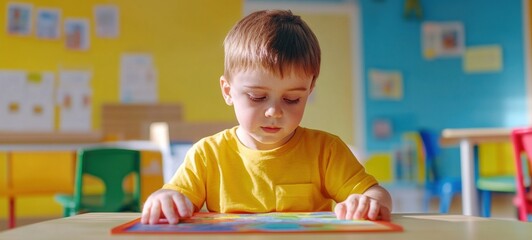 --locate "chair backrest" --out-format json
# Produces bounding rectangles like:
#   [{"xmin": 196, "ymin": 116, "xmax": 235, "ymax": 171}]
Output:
[
  {"xmin": 74, "ymin": 148, "xmax": 141, "ymax": 213},
  {"xmin": 419, "ymin": 129, "xmax": 440, "ymax": 182},
  {"xmin": 510, "ymin": 127, "xmax": 532, "ymax": 221},
  {"xmin": 400, "ymin": 132, "xmax": 425, "ymax": 183}
]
